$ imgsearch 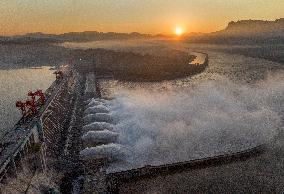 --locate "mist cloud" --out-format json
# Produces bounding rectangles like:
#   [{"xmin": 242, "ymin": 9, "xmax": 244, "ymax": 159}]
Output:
[{"xmin": 108, "ymin": 74, "xmax": 283, "ymax": 171}]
